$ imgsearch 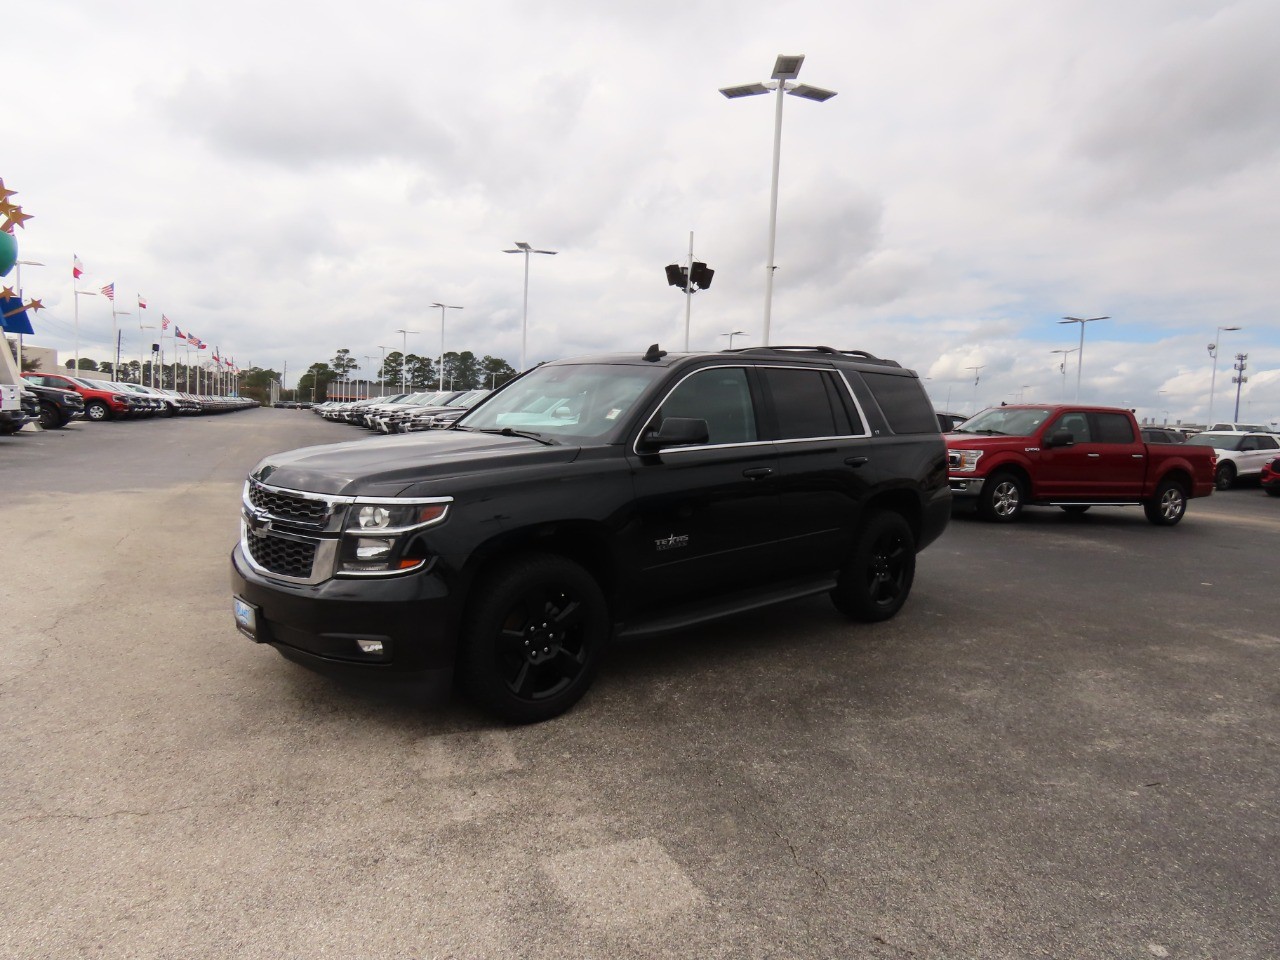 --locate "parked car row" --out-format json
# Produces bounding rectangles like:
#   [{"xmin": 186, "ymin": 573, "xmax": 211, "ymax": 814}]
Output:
[
  {"xmin": 311, "ymin": 389, "xmax": 490, "ymax": 433},
  {"xmin": 8, "ymin": 372, "xmax": 255, "ymax": 428}
]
